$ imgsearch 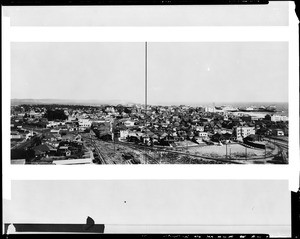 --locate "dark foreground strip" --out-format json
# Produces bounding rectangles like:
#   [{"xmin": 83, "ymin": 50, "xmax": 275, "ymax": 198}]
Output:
[{"xmin": 4, "ymin": 223, "xmax": 105, "ymax": 233}]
